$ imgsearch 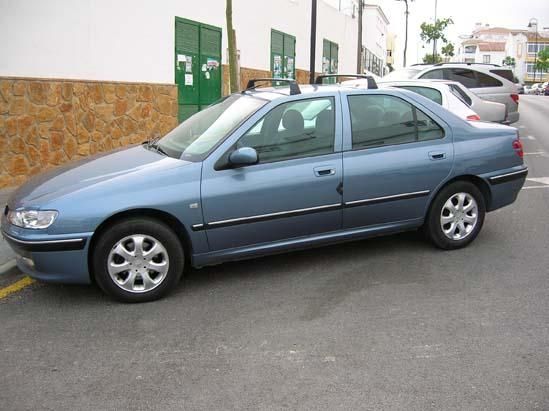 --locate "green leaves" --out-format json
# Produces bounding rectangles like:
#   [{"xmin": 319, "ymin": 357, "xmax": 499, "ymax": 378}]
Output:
[
  {"xmin": 419, "ymin": 18, "xmax": 454, "ymax": 45},
  {"xmin": 422, "ymin": 54, "xmax": 443, "ymax": 64},
  {"xmin": 535, "ymin": 48, "xmax": 549, "ymax": 73},
  {"xmin": 441, "ymin": 43, "xmax": 455, "ymax": 57},
  {"xmin": 503, "ymin": 56, "xmax": 516, "ymax": 67}
]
